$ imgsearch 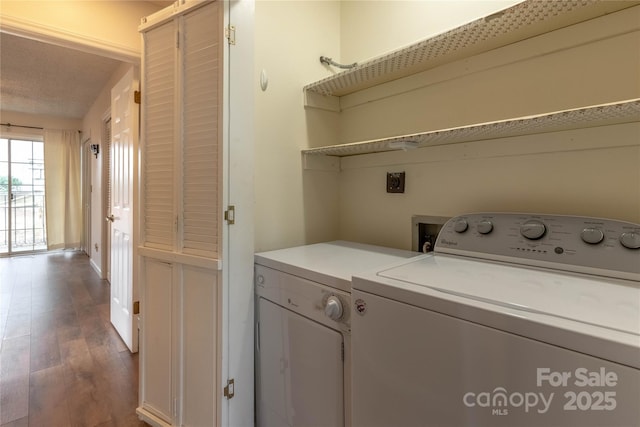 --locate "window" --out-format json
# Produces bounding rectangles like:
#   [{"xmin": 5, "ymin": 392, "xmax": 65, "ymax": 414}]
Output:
[{"xmin": 0, "ymin": 138, "xmax": 47, "ymax": 254}]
